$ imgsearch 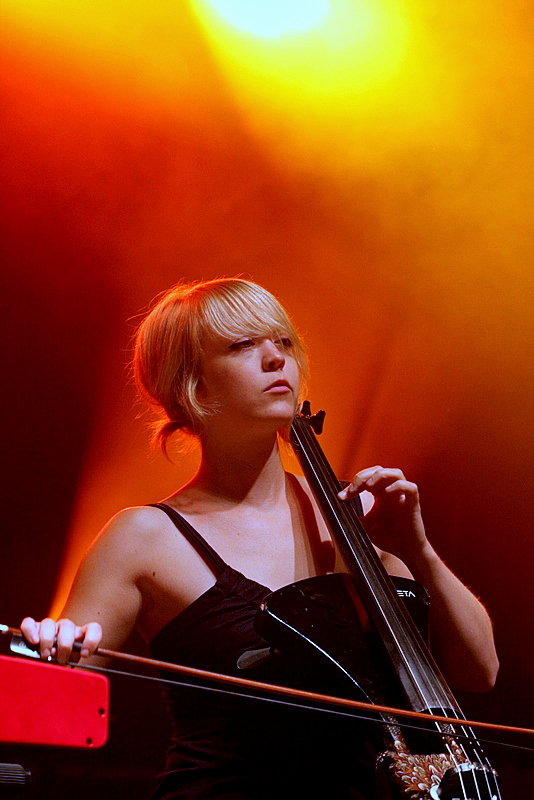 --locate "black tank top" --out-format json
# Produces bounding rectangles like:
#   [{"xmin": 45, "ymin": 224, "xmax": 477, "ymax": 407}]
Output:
[{"xmin": 147, "ymin": 502, "xmax": 374, "ymax": 800}]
